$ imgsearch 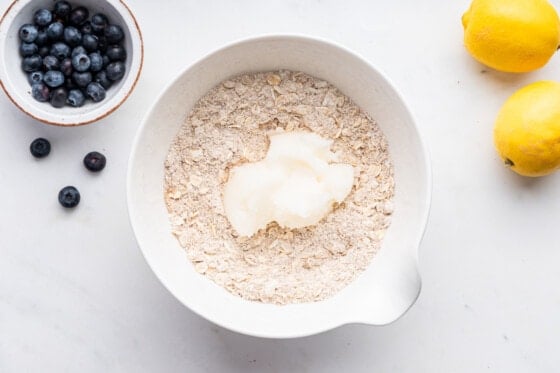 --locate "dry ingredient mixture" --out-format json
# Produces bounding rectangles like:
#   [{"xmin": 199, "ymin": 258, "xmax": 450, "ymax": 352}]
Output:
[{"xmin": 164, "ymin": 70, "xmax": 394, "ymax": 305}]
